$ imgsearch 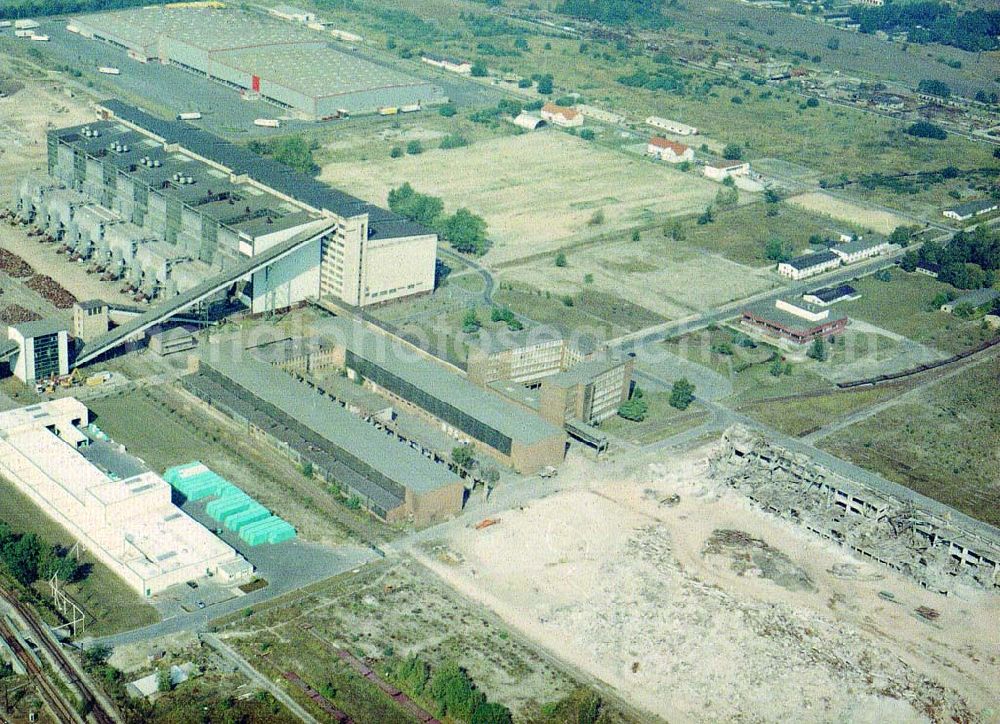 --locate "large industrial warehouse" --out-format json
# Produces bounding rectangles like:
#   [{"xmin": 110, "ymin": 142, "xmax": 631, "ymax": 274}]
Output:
[
  {"xmin": 20, "ymin": 101, "xmax": 437, "ymax": 333},
  {"xmin": 0, "ymin": 398, "xmax": 252, "ymax": 597},
  {"xmin": 186, "ymin": 347, "xmax": 466, "ymax": 524},
  {"xmin": 322, "ymin": 318, "xmax": 567, "ymax": 474},
  {"xmin": 69, "ymin": 7, "xmax": 446, "ymax": 117}
]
